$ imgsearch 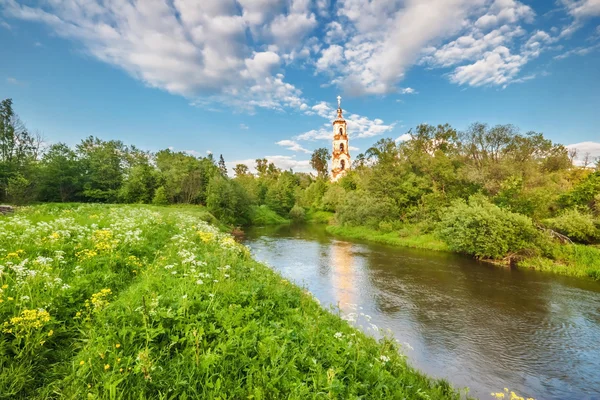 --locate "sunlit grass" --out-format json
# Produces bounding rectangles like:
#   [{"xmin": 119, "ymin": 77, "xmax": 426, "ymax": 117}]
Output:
[
  {"xmin": 326, "ymin": 224, "xmax": 450, "ymax": 252},
  {"xmin": 0, "ymin": 204, "xmax": 463, "ymax": 398}
]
